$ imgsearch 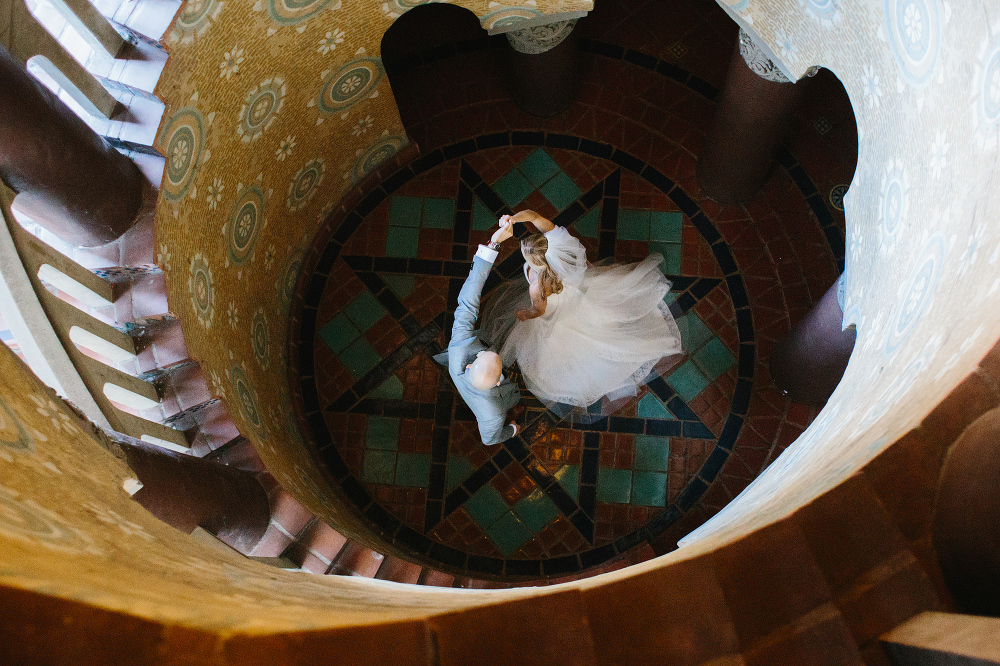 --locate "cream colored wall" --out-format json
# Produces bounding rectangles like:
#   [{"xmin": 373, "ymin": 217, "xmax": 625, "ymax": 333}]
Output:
[
  {"xmin": 680, "ymin": 0, "xmax": 1000, "ymax": 550},
  {"xmin": 153, "ymin": 0, "xmax": 592, "ymax": 536}
]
